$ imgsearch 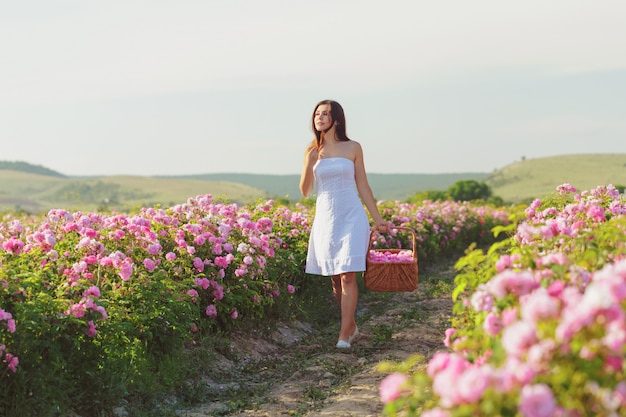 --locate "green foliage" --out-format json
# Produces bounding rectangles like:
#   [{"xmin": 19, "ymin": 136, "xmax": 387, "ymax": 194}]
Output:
[
  {"xmin": 370, "ymin": 324, "xmax": 395, "ymax": 346},
  {"xmin": 0, "ymin": 246, "xmax": 197, "ymax": 415},
  {"xmin": 407, "ymin": 189, "xmax": 449, "ymax": 203},
  {"xmin": 447, "ymin": 180, "xmax": 492, "ymax": 202},
  {"xmin": 486, "ymin": 195, "xmax": 505, "ymax": 206}
]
